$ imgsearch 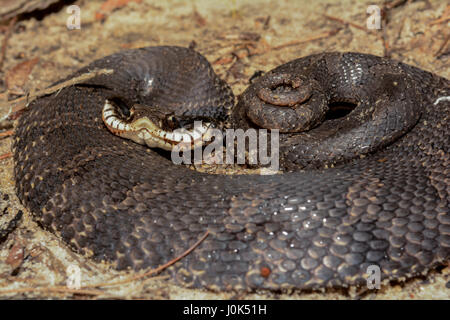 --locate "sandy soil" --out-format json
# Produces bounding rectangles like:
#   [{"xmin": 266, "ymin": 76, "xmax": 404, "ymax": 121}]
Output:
[{"xmin": 0, "ymin": 0, "xmax": 449, "ymax": 299}]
